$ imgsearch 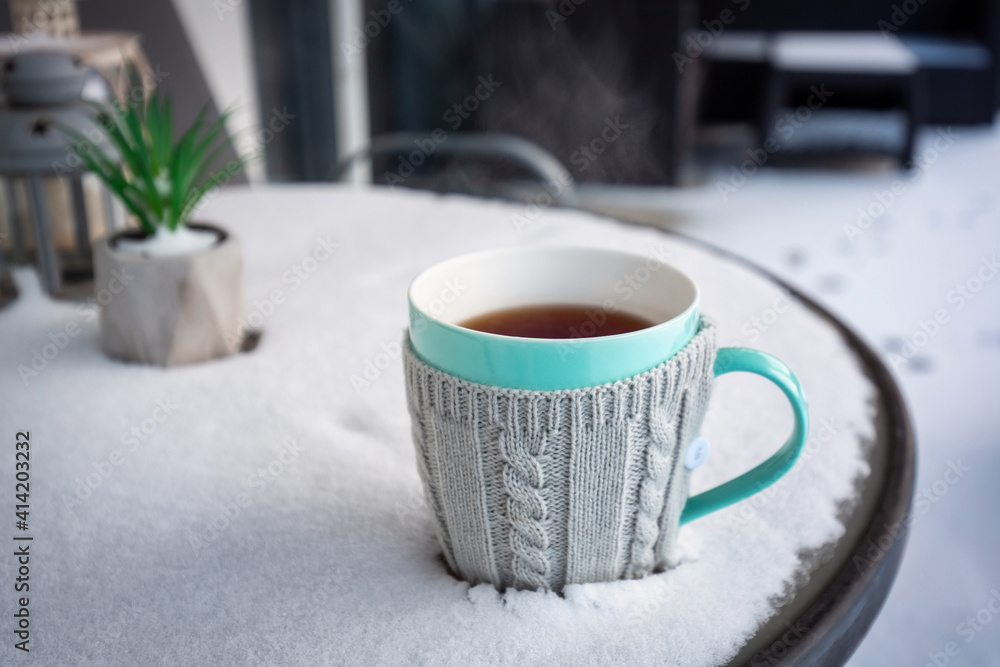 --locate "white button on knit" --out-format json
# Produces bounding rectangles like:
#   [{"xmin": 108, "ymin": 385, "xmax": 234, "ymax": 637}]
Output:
[{"xmin": 685, "ymin": 437, "xmax": 710, "ymax": 470}]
